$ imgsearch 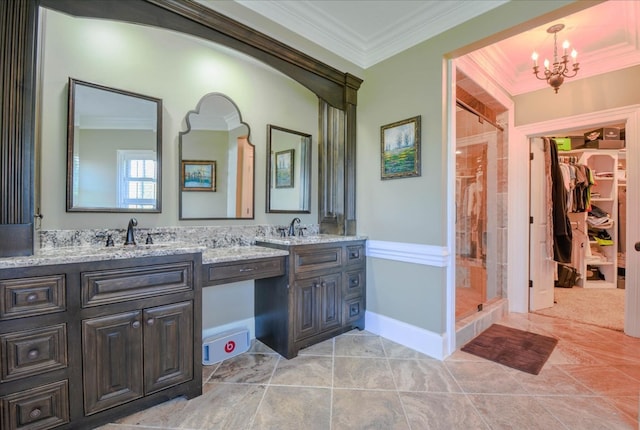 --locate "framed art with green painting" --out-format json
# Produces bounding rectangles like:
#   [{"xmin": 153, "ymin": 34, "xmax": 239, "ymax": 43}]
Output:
[{"xmin": 380, "ymin": 115, "xmax": 421, "ymax": 180}]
